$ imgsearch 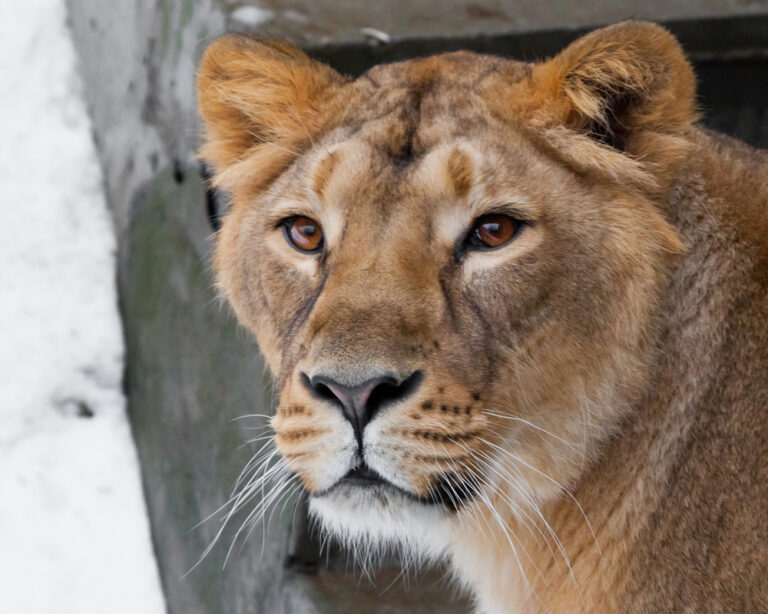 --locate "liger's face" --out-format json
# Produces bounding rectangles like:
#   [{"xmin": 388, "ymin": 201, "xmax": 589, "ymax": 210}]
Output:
[{"xmin": 201, "ymin": 41, "xmax": 682, "ymax": 551}]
